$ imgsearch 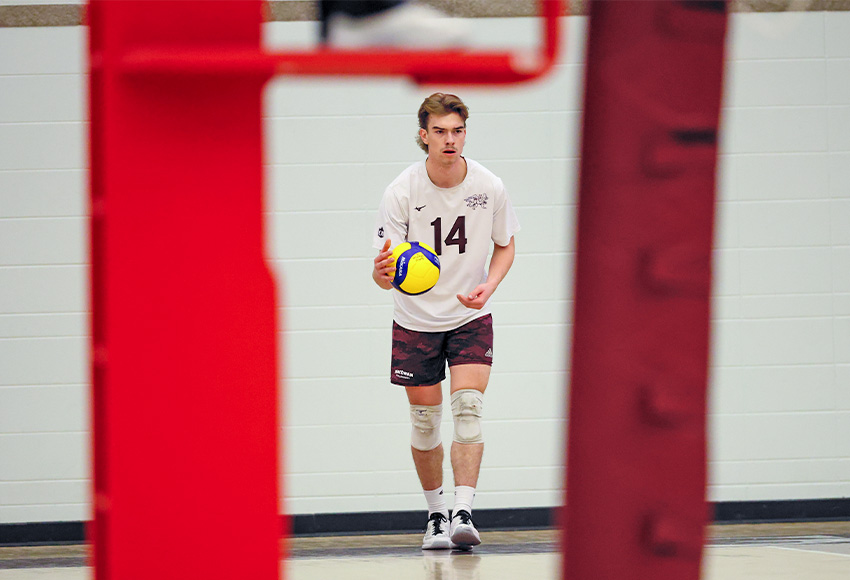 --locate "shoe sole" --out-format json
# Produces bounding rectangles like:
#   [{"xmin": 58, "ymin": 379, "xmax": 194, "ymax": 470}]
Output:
[
  {"xmin": 326, "ymin": 5, "xmax": 469, "ymax": 49},
  {"xmin": 450, "ymin": 528, "xmax": 481, "ymax": 548},
  {"xmin": 451, "ymin": 542, "xmax": 474, "ymax": 551},
  {"xmin": 422, "ymin": 537, "xmax": 452, "ymax": 550}
]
